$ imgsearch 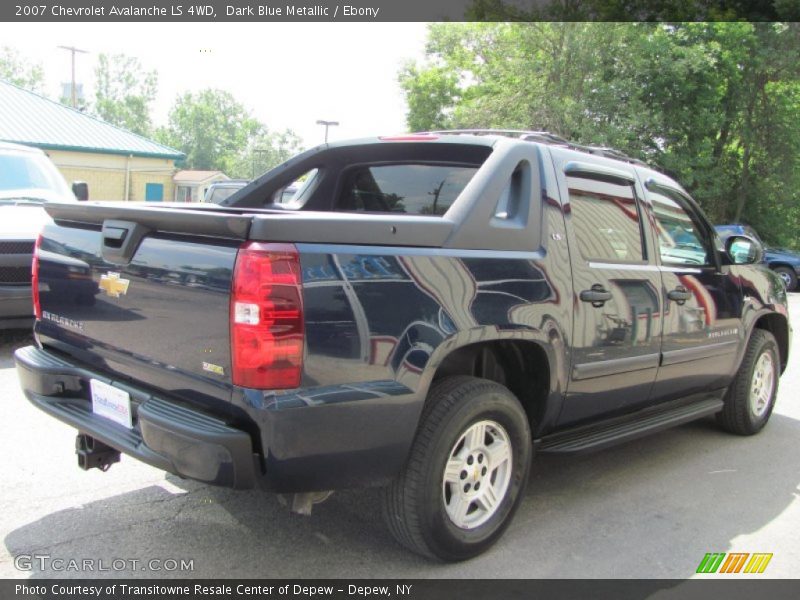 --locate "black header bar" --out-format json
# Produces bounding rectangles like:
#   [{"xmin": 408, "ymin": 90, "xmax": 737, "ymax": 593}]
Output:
[
  {"xmin": 6, "ymin": 579, "xmax": 800, "ymax": 600},
  {"xmin": 2, "ymin": 0, "xmax": 795, "ymax": 22}
]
